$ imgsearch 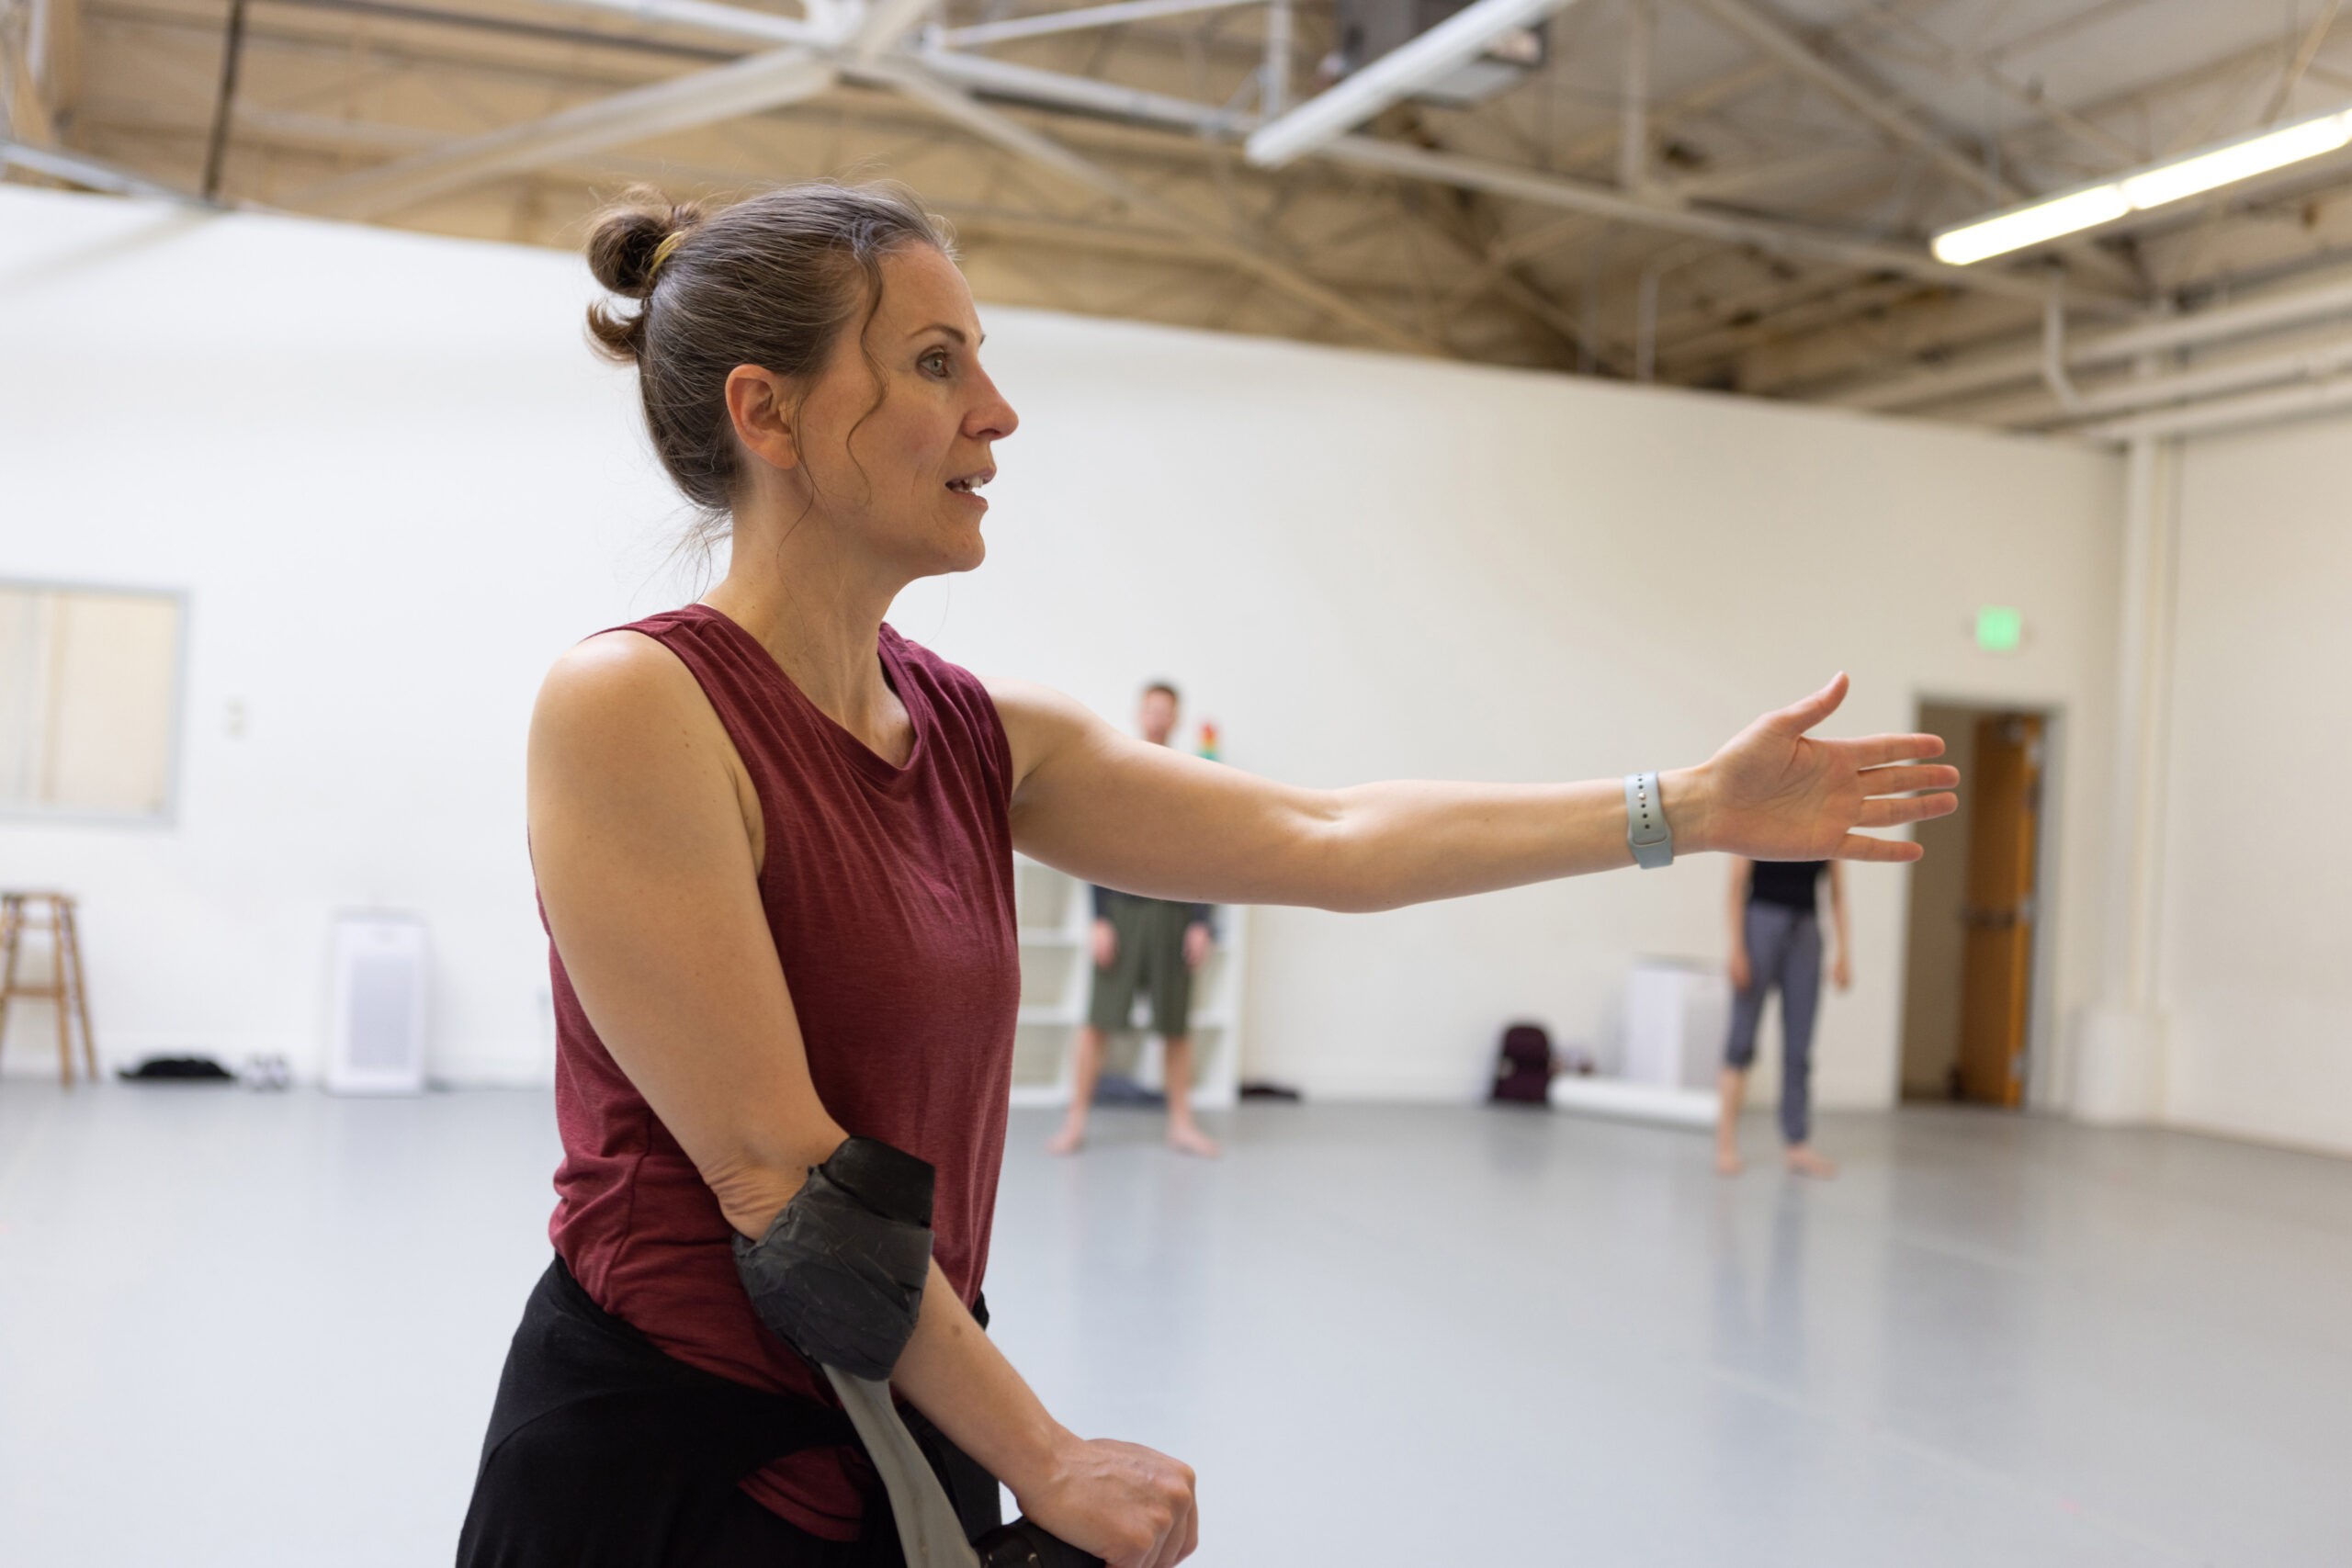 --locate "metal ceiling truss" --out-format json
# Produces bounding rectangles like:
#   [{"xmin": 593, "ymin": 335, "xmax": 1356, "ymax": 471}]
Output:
[{"xmin": 17, "ymin": 0, "xmax": 2352, "ymax": 432}]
